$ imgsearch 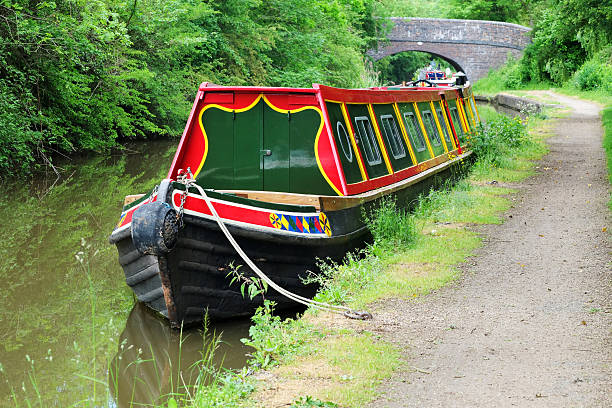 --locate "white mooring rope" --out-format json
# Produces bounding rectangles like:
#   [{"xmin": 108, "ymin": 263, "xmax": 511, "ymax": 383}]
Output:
[{"xmin": 181, "ymin": 177, "xmax": 371, "ymax": 320}]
